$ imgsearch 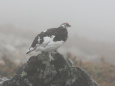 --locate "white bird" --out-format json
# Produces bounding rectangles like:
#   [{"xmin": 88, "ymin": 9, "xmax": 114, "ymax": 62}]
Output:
[{"xmin": 26, "ymin": 23, "xmax": 71, "ymax": 55}]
